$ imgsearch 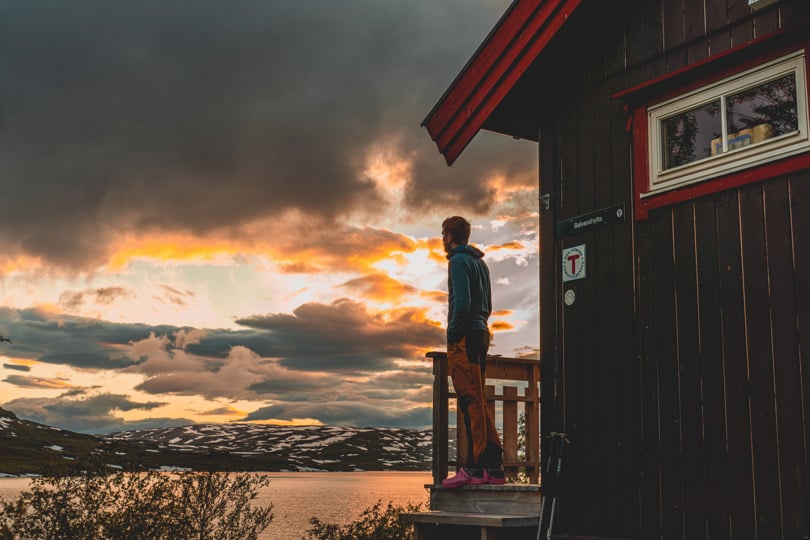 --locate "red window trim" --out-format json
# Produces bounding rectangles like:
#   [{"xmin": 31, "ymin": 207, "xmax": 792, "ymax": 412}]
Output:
[{"xmin": 615, "ymin": 25, "xmax": 810, "ymax": 221}]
